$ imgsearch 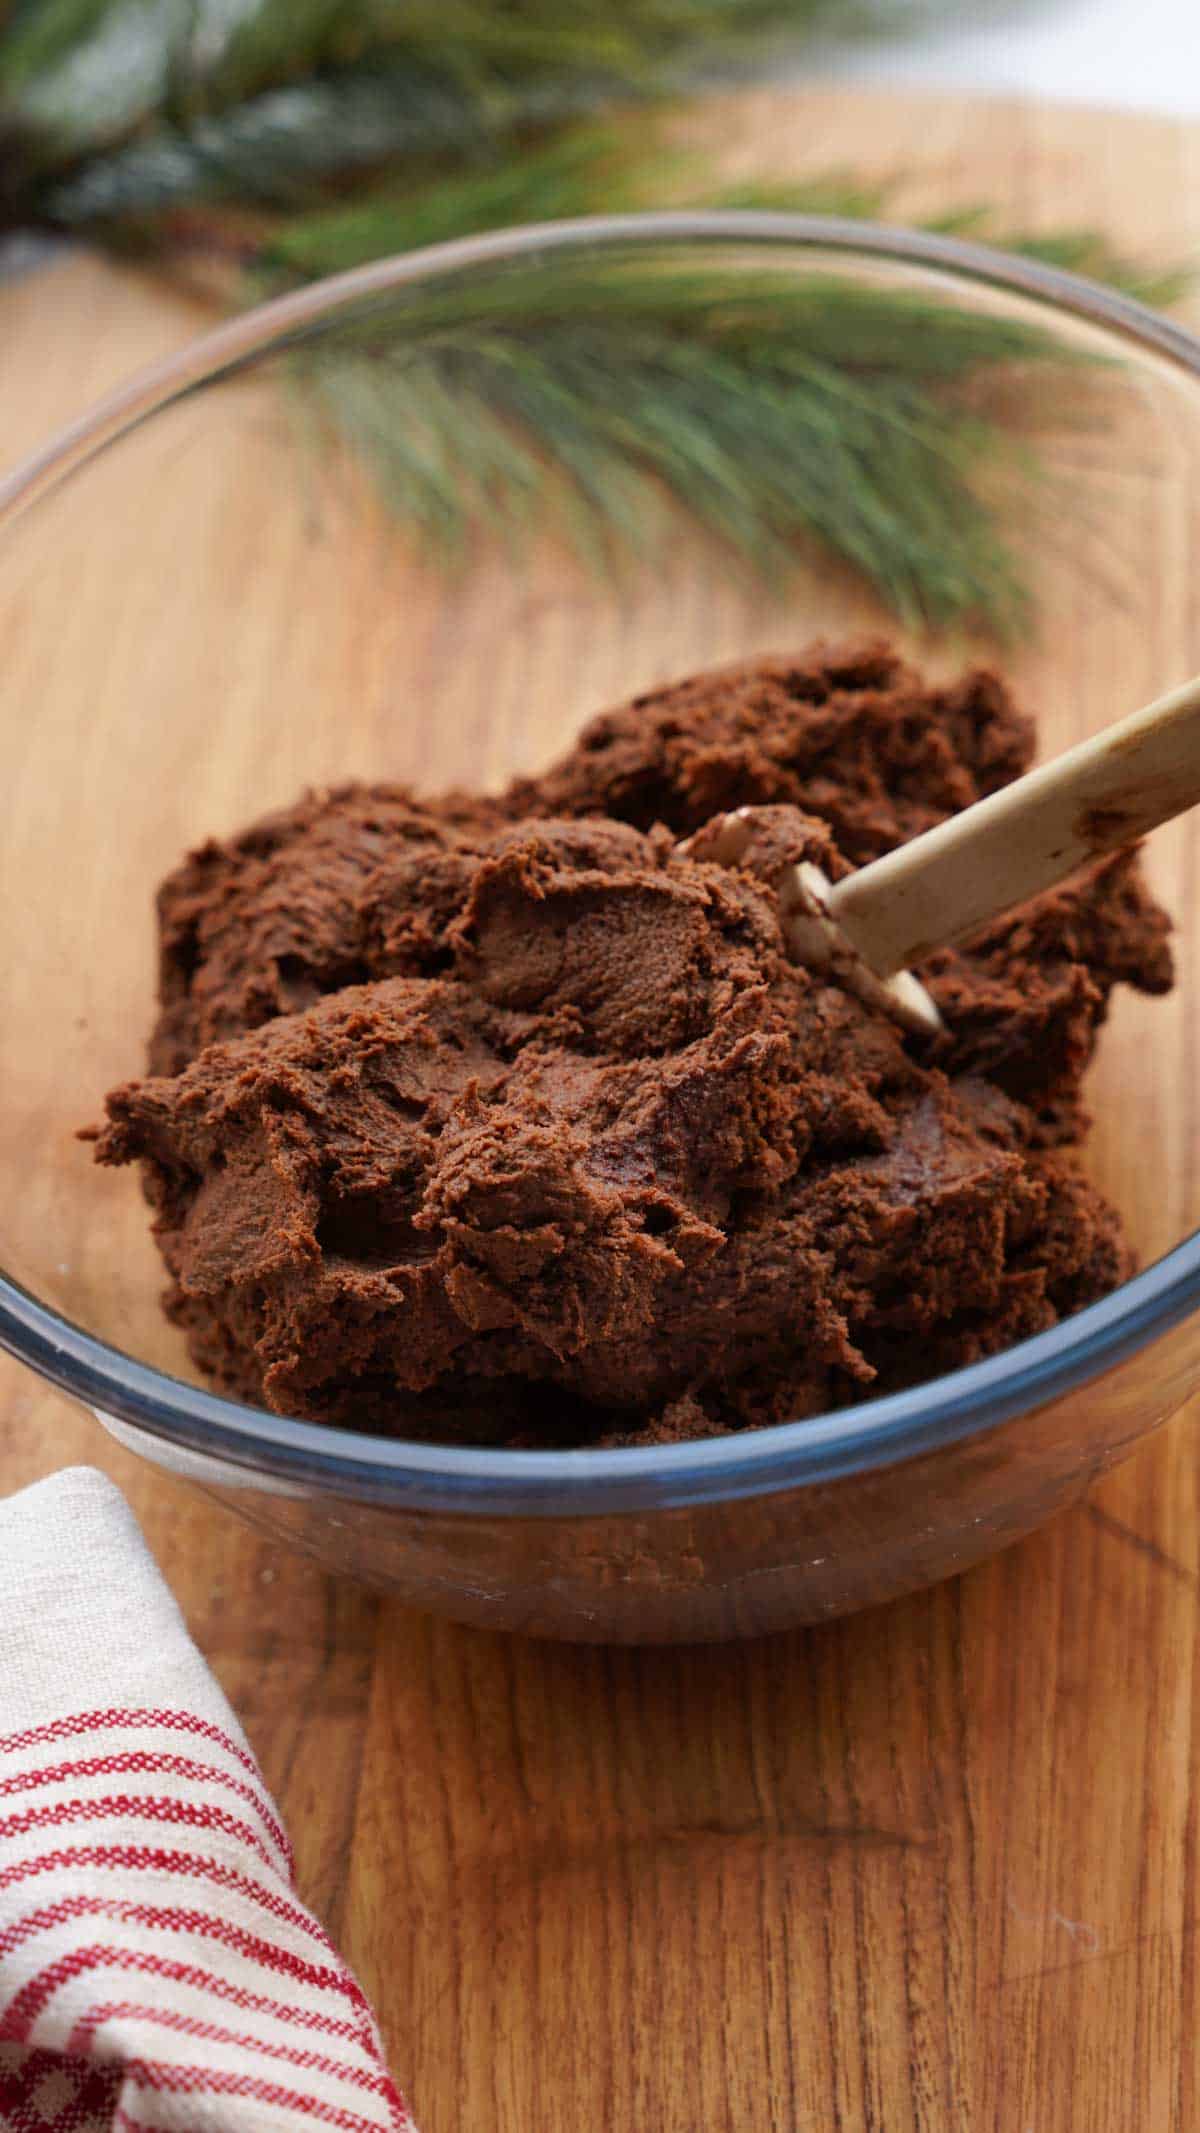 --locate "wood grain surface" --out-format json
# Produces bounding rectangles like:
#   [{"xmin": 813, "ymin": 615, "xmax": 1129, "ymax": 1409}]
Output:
[{"xmin": 4, "ymin": 88, "xmax": 1200, "ymax": 2130}]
